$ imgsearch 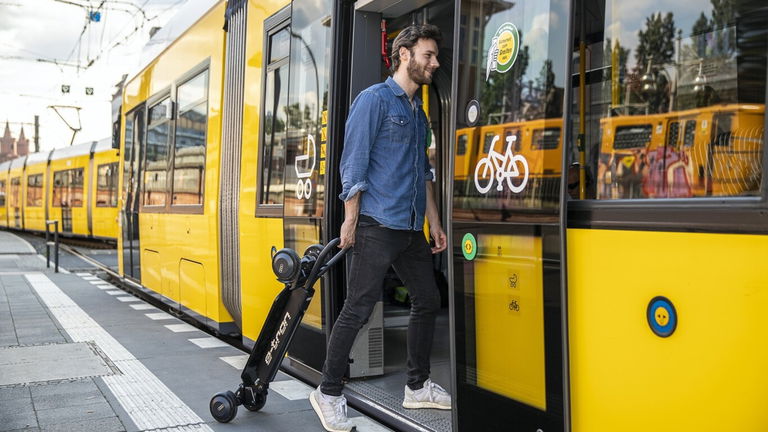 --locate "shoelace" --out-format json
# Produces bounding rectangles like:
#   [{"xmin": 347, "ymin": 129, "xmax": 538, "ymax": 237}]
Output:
[
  {"xmin": 331, "ymin": 395, "xmax": 348, "ymax": 421},
  {"xmin": 425, "ymin": 381, "xmax": 447, "ymax": 401}
]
